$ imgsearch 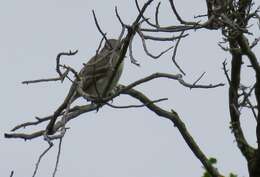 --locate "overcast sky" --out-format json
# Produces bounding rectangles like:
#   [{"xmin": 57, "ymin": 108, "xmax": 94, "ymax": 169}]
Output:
[{"xmin": 1, "ymin": 1, "xmax": 259, "ymax": 177}]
